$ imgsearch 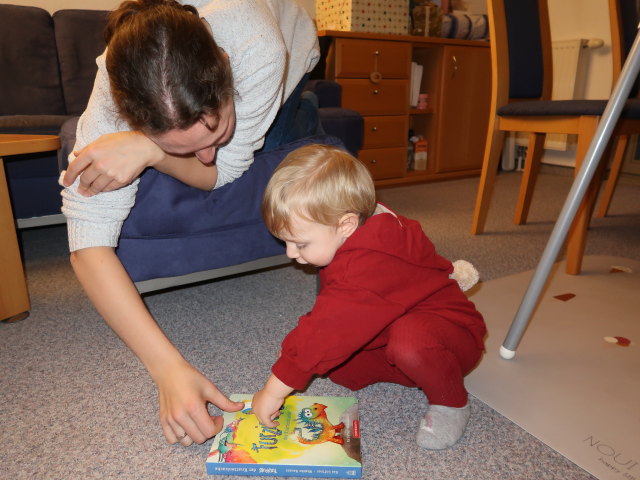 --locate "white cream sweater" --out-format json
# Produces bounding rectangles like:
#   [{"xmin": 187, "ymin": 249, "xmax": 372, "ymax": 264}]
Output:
[{"xmin": 62, "ymin": 0, "xmax": 319, "ymax": 252}]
